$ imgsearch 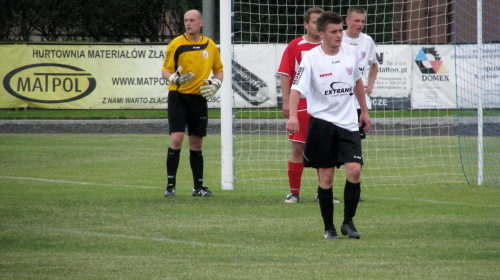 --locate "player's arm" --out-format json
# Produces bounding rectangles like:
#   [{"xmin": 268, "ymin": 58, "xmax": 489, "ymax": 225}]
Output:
[
  {"xmin": 286, "ymin": 89, "xmax": 301, "ymax": 135},
  {"xmin": 365, "ymin": 63, "xmax": 378, "ymax": 95},
  {"xmin": 354, "ymin": 78, "xmax": 371, "ymax": 132},
  {"xmin": 280, "ymin": 74, "xmax": 291, "ymax": 118},
  {"xmin": 162, "ymin": 70, "xmax": 173, "ymax": 80},
  {"xmin": 213, "ymin": 71, "xmax": 223, "ymax": 82}
]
